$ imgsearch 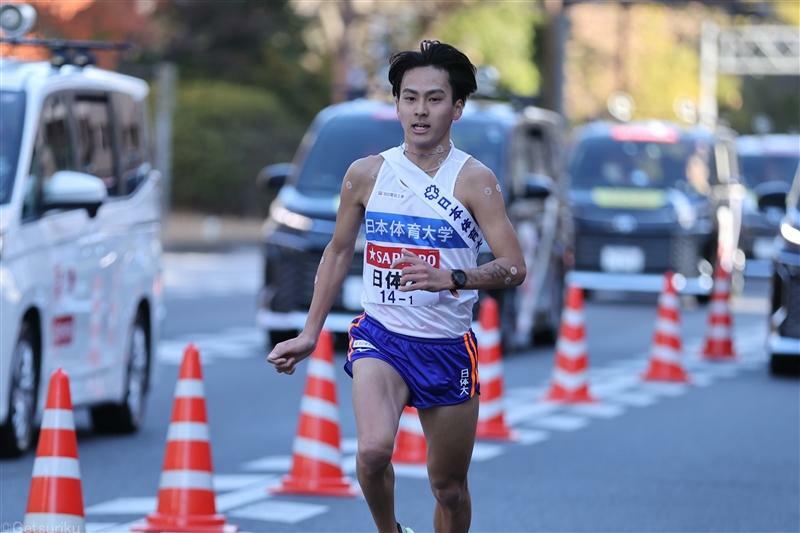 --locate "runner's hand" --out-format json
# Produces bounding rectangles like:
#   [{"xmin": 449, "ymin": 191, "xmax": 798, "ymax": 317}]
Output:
[
  {"xmin": 266, "ymin": 333, "xmax": 316, "ymax": 375},
  {"xmin": 391, "ymin": 248, "xmax": 450, "ymax": 292}
]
